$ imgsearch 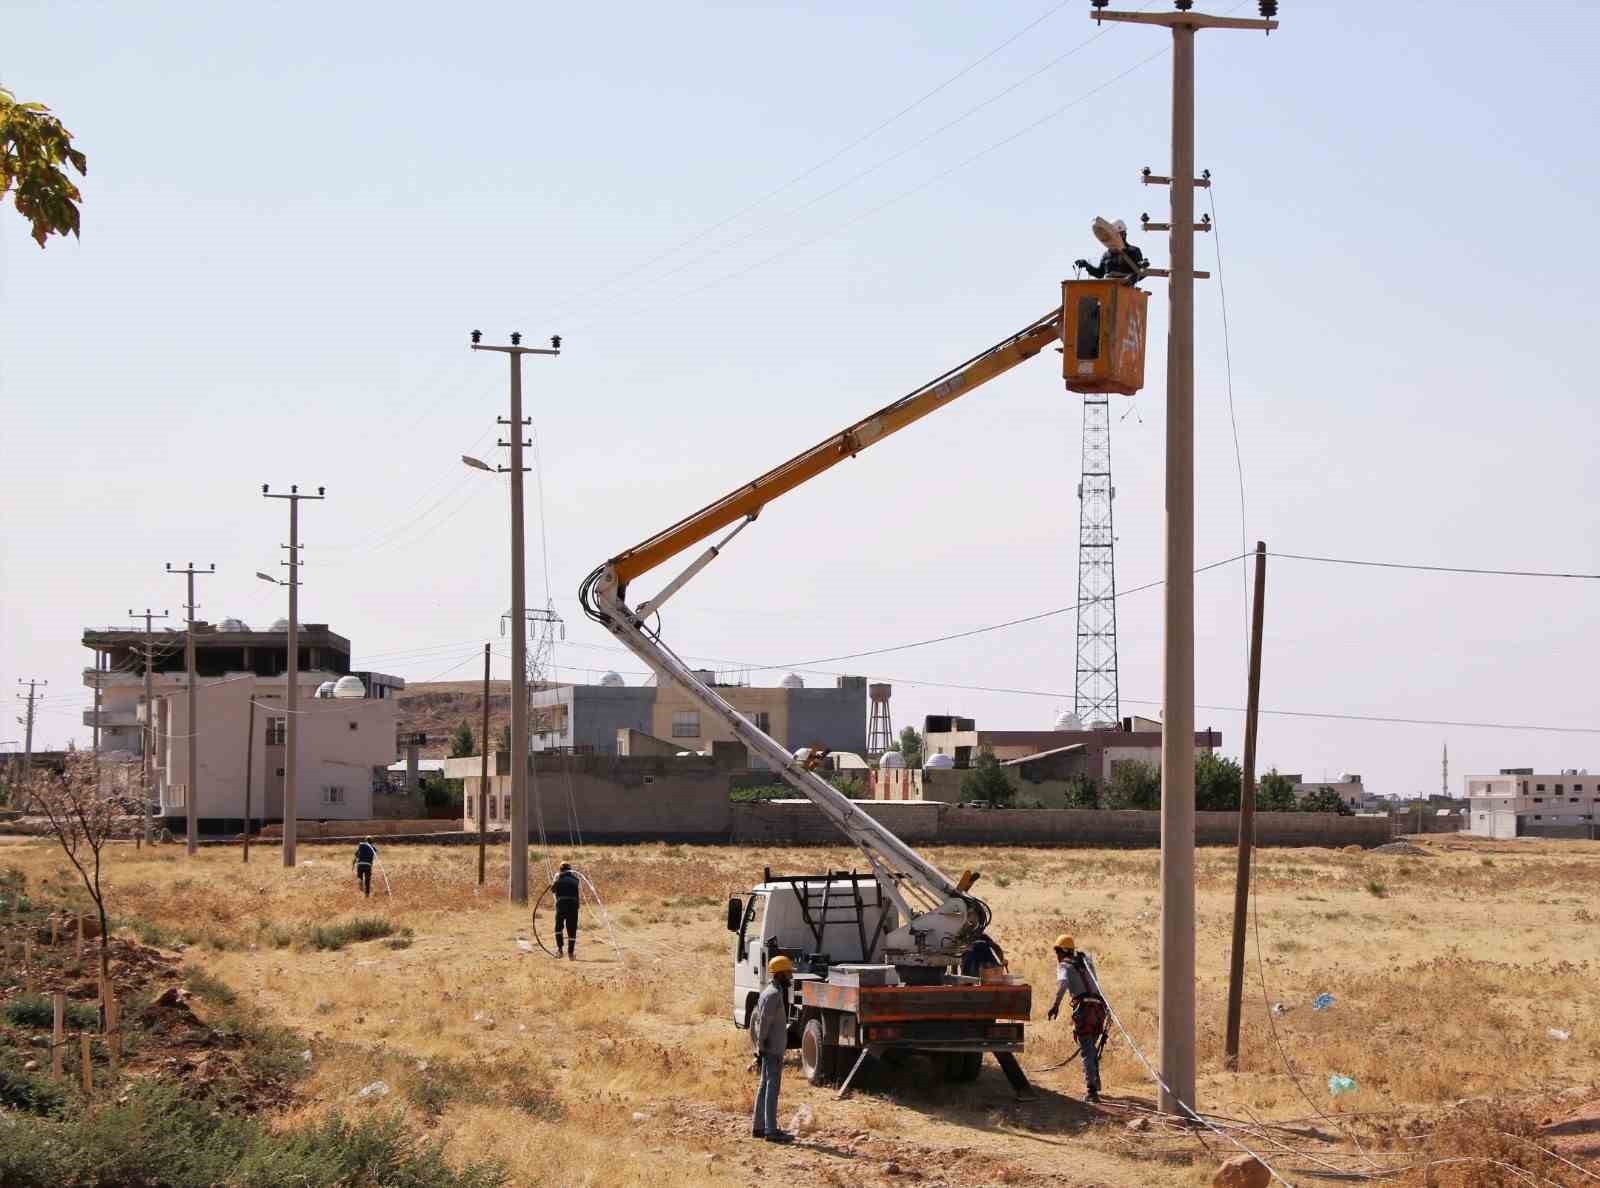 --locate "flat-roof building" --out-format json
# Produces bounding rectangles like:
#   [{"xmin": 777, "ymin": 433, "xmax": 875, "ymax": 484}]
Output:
[{"xmin": 1466, "ymin": 768, "xmax": 1599, "ymax": 839}]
